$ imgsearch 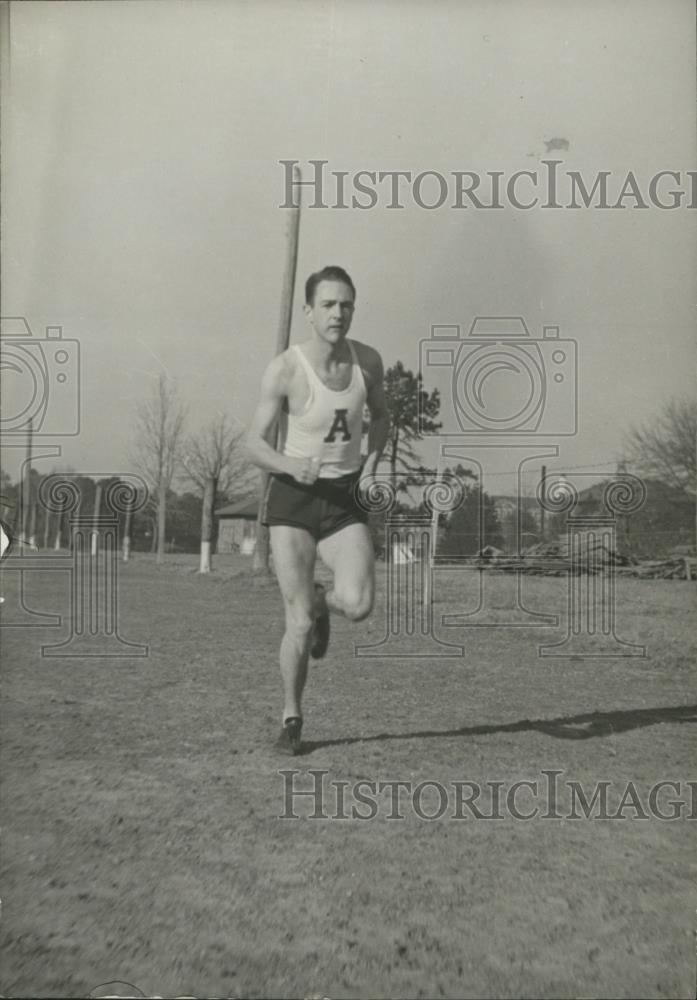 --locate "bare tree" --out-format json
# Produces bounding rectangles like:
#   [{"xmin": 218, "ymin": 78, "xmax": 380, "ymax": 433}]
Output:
[
  {"xmin": 131, "ymin": 375, "xmax": 187, "ymax": 564},
  {"xmin": 624, "ymin": 397, "xmax": 696, "ymax": 497},
  {"xmin": 180, "ymin": 414, "xmax": 257, "ymax": 572},
  {"xmin": 181, "ymin": 413, "xmax": 256, "ymax": 500}
]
